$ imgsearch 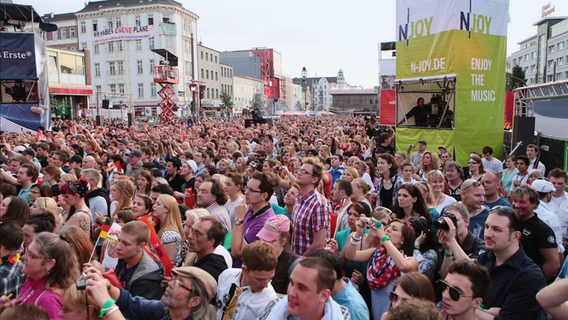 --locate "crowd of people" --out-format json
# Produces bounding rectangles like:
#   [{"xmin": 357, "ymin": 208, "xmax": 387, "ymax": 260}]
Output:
[{"xmin": 0, "ymin": 114, "xmax": 567, "ymax": 320}]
